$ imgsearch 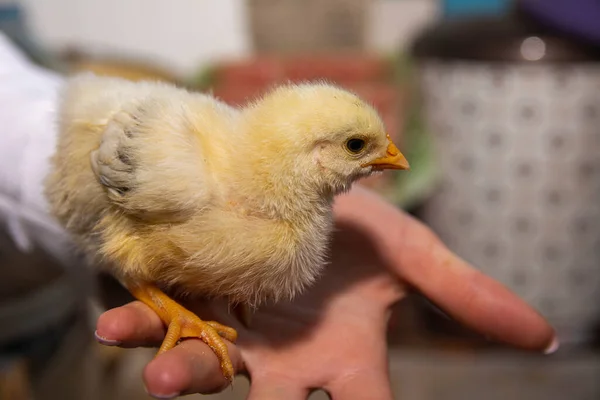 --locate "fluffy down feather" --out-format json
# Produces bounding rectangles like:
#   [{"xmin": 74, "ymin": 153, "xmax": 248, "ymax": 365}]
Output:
[{"xmin": 45, "ymin": 74, "xmax": 408, "ymax": 307}]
